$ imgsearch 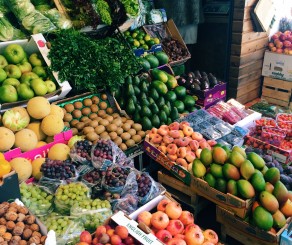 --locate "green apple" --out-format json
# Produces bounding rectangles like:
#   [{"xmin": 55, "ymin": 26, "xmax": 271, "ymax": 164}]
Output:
[
  {"xmin": 31, "ymin": 78, "xmax": 48, "ymax": 95},
  {"xmin": 20, "ymin": 72, "xmax": 39, "ymax": 85},
  {"xmin": 17, "ymin": 61, "xmax": 32, "ymax": 73},
  {"xmin": 45, "ymin": 80, "xmax": 57, "ymax": 93},
  {"xmin": 3, "ymin": 78, "xmax": 20, "ymax": 87},
  {"xmin": 0, "ymin": 68, "xmax": 7, "ymax": 82},
  {"xmin": 0, "ymin": 85, "xmax": 18, "ymax": 103},
  {"xmin": 17, "ymin": 83, "xmax": 35, "ymax": 100},
  {"xmin": 3, "ymin": 44, "xmax": 26, "ymax": 64},
  {"xmin": 4, "ymin": 64, "xmax": 22, "ymax": 79},
  {"xmin": 0, "ymin": 55, "xmax": 8, "ymax": 69},
  {"xmin": 29, "ymin": 53, "xmax": 44, "ymax": 67},
  {"xmin": 32, "ymin": 66, "xmax": 47, "ymax": 79}
]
